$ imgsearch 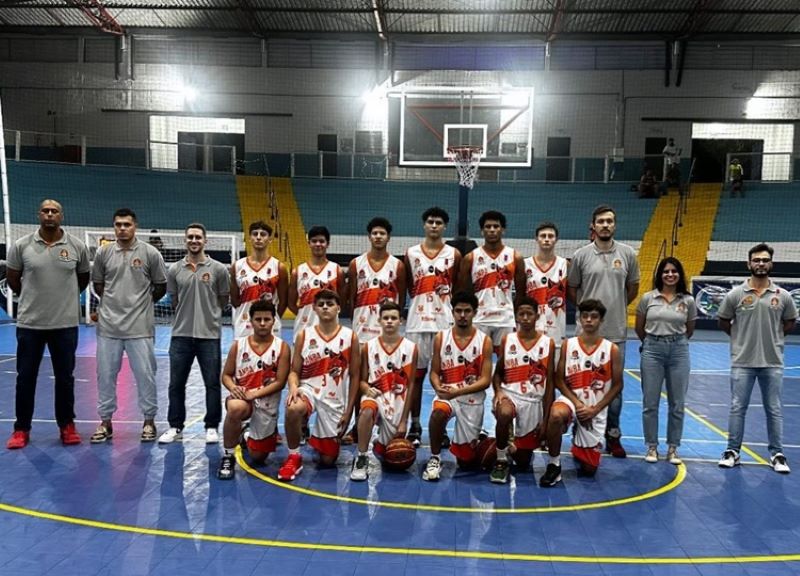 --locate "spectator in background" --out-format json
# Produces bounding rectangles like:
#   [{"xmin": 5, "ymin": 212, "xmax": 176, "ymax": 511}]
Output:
[
  {"xmin": 149, "ymin": 230, "xmax": 165, "ymax": 253},
  {"xmin": 662, "ymin": 139, "xmax": 682, "ymax": 189},
  {"xmin": 729, "ymin": 158, "xmax": 744, "ymax": 198},
  {"xmin": 638, "ymin": 168, "xmax": 660, "ymax": 198}
]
